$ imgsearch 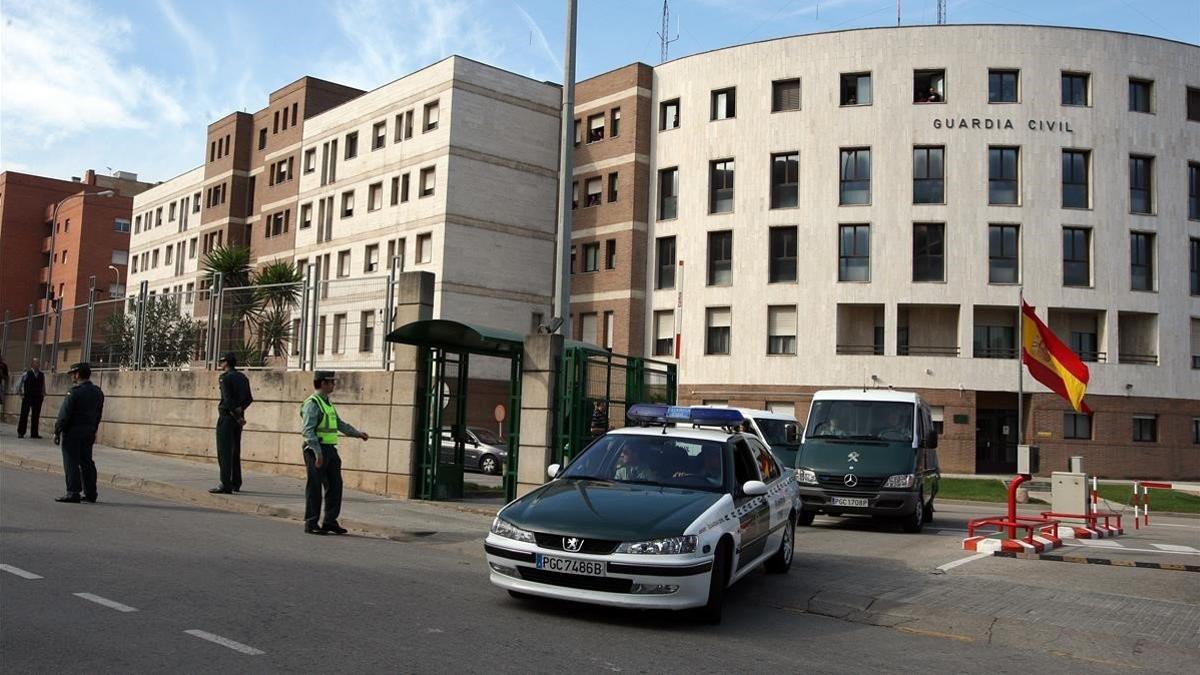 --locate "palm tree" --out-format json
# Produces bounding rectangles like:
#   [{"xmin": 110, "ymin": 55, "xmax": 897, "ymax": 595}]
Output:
[
  {"xmin": 252, "ymin": 259, "xmax": 304, "ymax": 358},
  {"xmin": 203, "ymin": 246, "xmax": 257, "ymax": 361}
]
